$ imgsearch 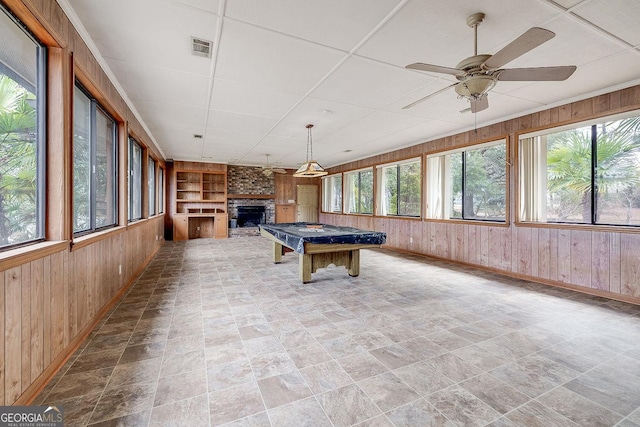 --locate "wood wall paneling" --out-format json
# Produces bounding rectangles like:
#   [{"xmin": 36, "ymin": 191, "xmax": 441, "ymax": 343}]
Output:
[
  {"xmin": 591, "ymin": 231, "xmax": 610, "ymax": 291},
  {"xmin": 609, "ymin": 232, "xmax": 621, "ymax": 295},
  {"xmin": 5, "ymin": 267, "xmax": 21, "ymax": 403},
  {"xmin": 569, "ymin": 230, "xmax": 592, "ymax": 287},
  {"xmin": 0, "ymin": 270, "xmax": 4, "ymax": 405},
  {"xmin": 620, "ymin": 234, "xmax": 640, "ymax": 297},
  {"xmin": 20, "ymin": 263, "xmax": 30, "ymax": 394},
  {"xmin": 30, "ymin": 259, "xmax": 44, "ymax": 383}
]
